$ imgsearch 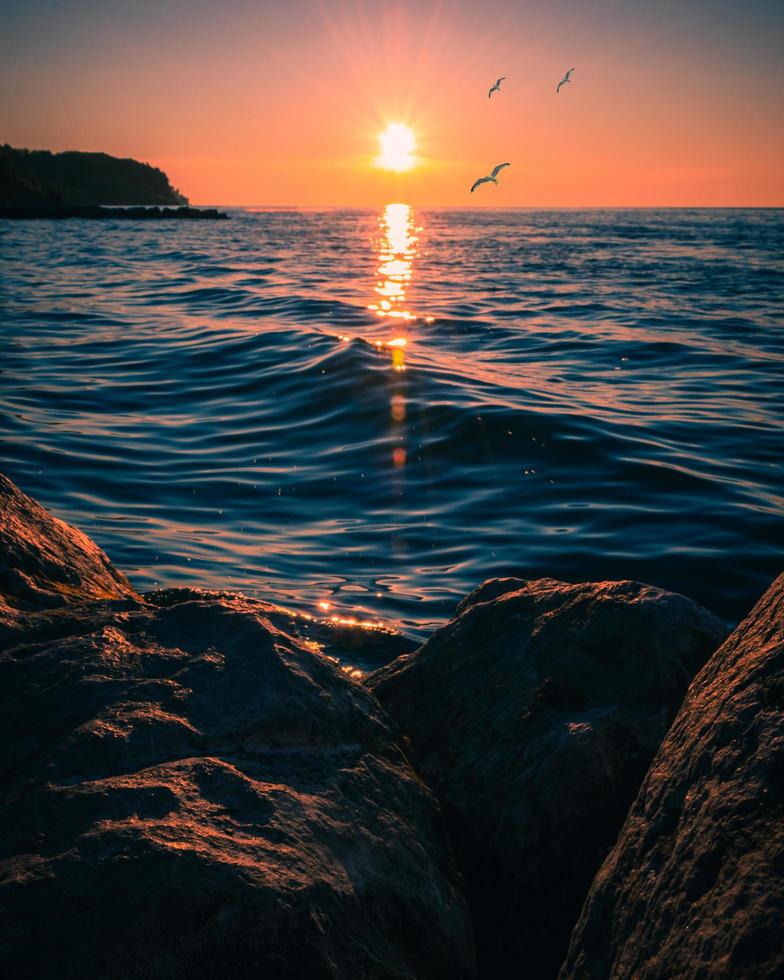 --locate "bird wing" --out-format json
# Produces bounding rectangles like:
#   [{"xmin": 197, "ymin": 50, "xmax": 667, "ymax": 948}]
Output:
[
  {"xmin": 471, "ymin": 176, "xmax": 492, "ymax": 192},
  {"xmin": 489, "ymin": 76, "xmax": 506, "ymax": 97},
  {"xmin": 490, "ymin": 163, "xmax": 510, "ymax": 178},
  {"xmin": 556, "ymin": 79, "xmax": 565, "ymax": 93},
  {"xmin": 566, "ymin": 68, "xmax": 575, "ymax": 80}
]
